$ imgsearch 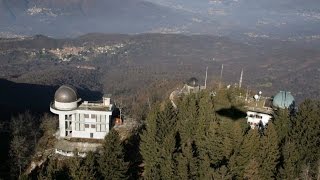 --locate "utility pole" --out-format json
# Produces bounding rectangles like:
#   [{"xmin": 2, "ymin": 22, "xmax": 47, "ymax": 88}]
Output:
[
  {"xmin": 219, "ymin": 64, "xmax": 224, "ymax": 89},
  {"xmin": 239, "ymin": 68, "xmax": 243, "ymax": 89},
  {"xmin": 147, "ymin": 97, "xmax": 151, "ymax": 110},
  {"xmin": 205, "ymin": 66, "xmax": 208, "ymax": 89},
  {"xmin": 245, "ymin": 86, "xmax": 249, "ymax": 102}
]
